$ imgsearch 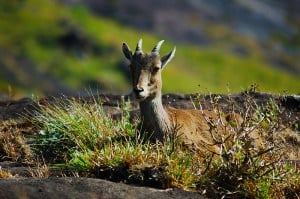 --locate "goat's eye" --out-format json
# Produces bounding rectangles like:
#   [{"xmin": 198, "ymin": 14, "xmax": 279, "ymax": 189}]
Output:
[{"xmin": 152, "ymin": 66, "xmax": 160, "ymax": 73}]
